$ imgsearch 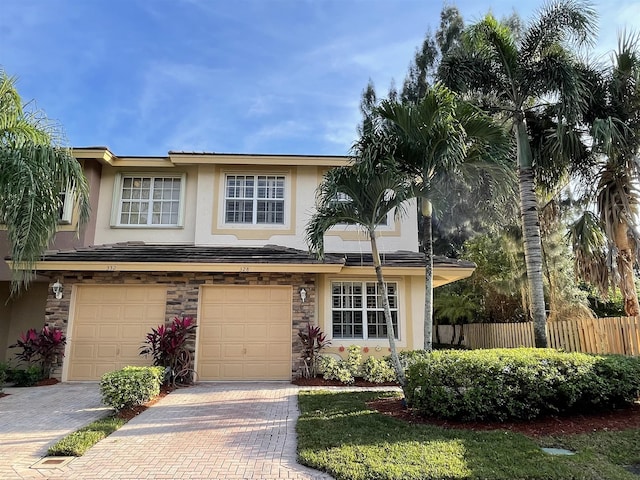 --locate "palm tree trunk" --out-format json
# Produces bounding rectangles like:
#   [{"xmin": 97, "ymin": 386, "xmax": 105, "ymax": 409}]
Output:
[
  {"xmin": 515, "ymin": 119, "xmax": 548, "ymax": 347},
  {"xmin": 614, "ymin": 222, "xmax": 640, "ymax": 316},
  {"xmin": 370, "ymin": 230, "xmax": 407, "ymax": 388},
  {"xmin": 422, "ymin": 198, "xmax": 434, "ymax": 352}
]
